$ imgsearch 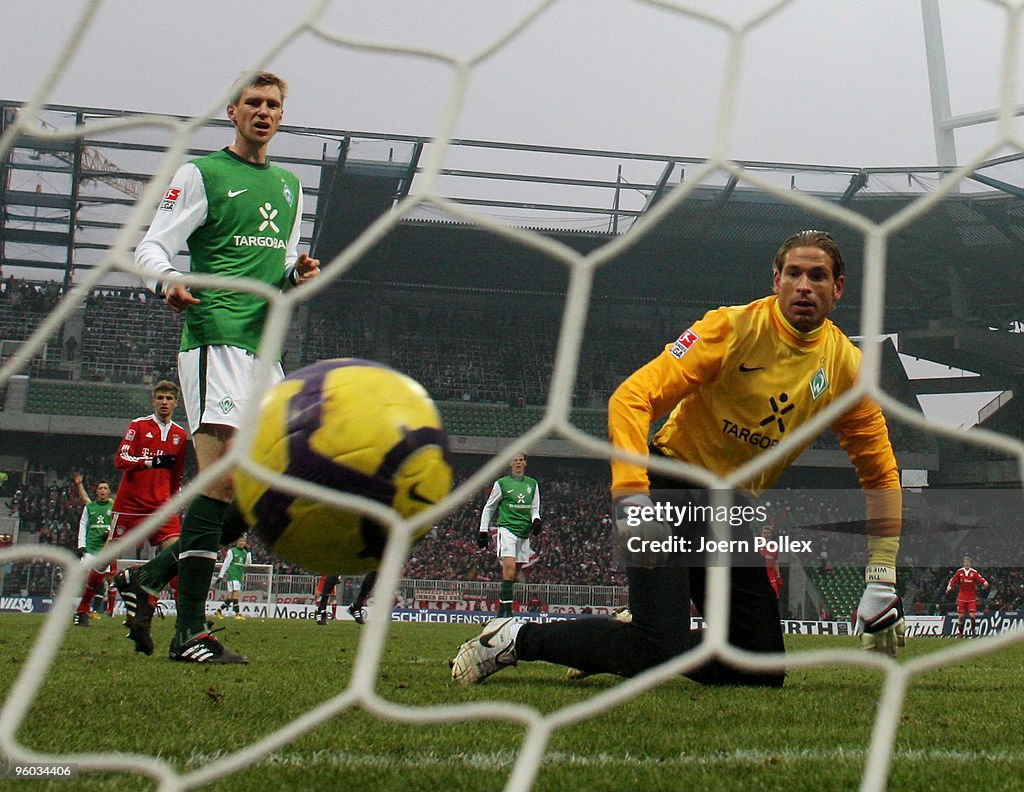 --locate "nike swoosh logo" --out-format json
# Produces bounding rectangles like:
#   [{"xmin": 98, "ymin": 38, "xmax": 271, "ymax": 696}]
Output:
[
  {"xmin": 739, "ymin": 364, "xmax": 764, "ymax": 373},
  {"xmin": 227, "ymin": 189, "xmax": 248, "ymax": 198},
  {"xmin": 479, "ymin": 633, "xmax": 498, "ymax": 648},
  {"xmin": 408, "ymin": 483, "xmax": 434, "ymax": 506},
  {"xmin": 479, "ymin": 621, "xmax": 507, "ymax": 647}
]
